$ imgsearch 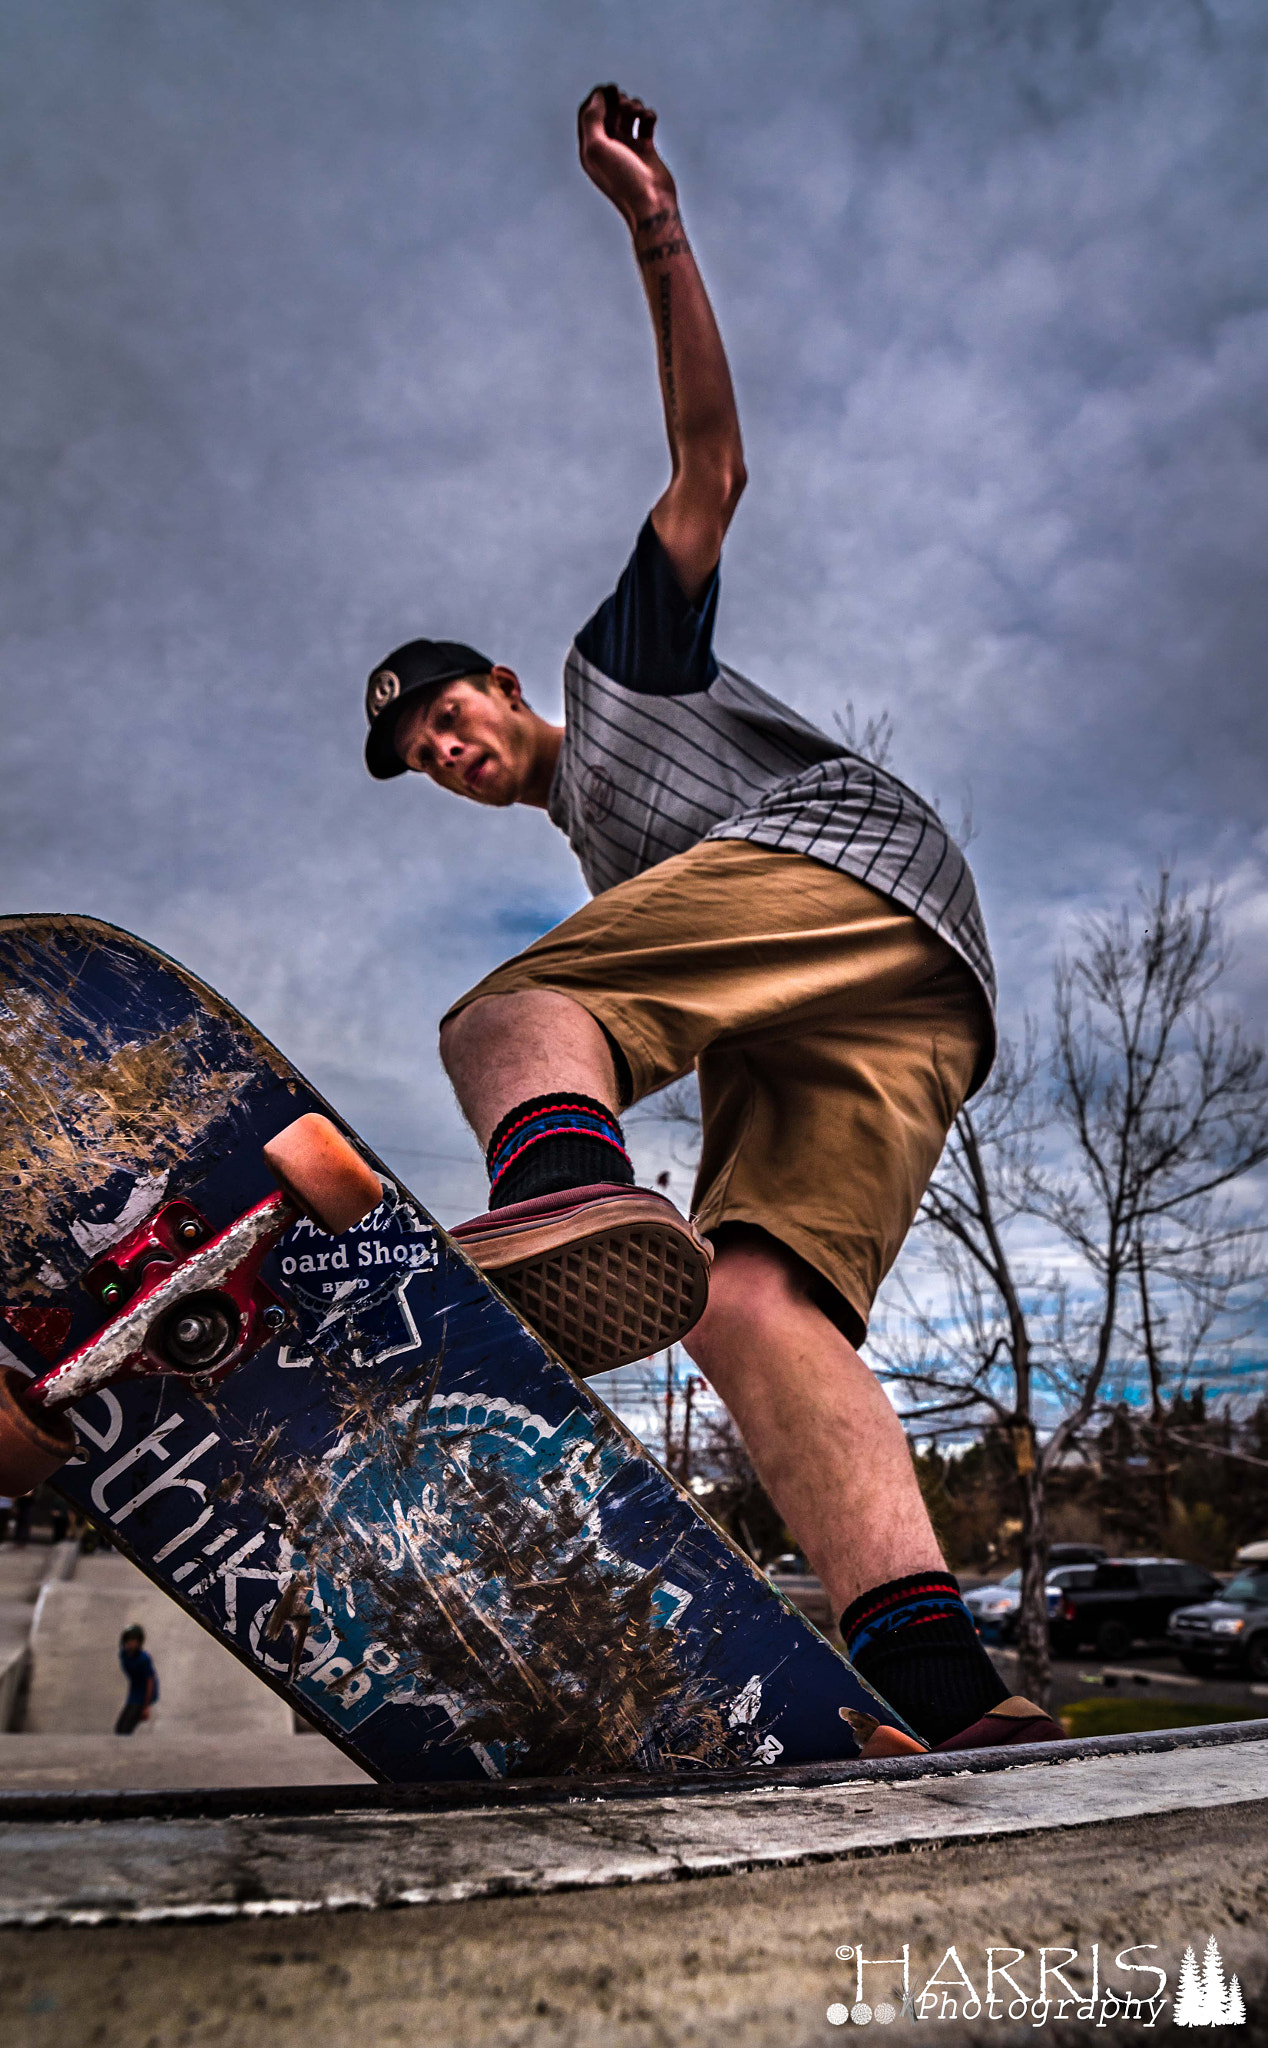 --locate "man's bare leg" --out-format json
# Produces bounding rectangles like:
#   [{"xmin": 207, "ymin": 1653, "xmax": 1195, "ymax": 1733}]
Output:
[
  {"xmin": 441, "ymin": 1002, "xmax": 1017, "ymax": 1742},
  {"xmin": 686, "ymin": 1231, "xmax": 1022, "ymax": 1748},
  {"xmin": 440, "ymin": 991, "xmax": 619, "ymax": 1149},
  {"xmin": 682, "ymin": 1230, "xmax": 944, "ymax": 1618},
  {"xmin": 443, "ymin": 1000, "xmax": 939, "ymax": 1607}
]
